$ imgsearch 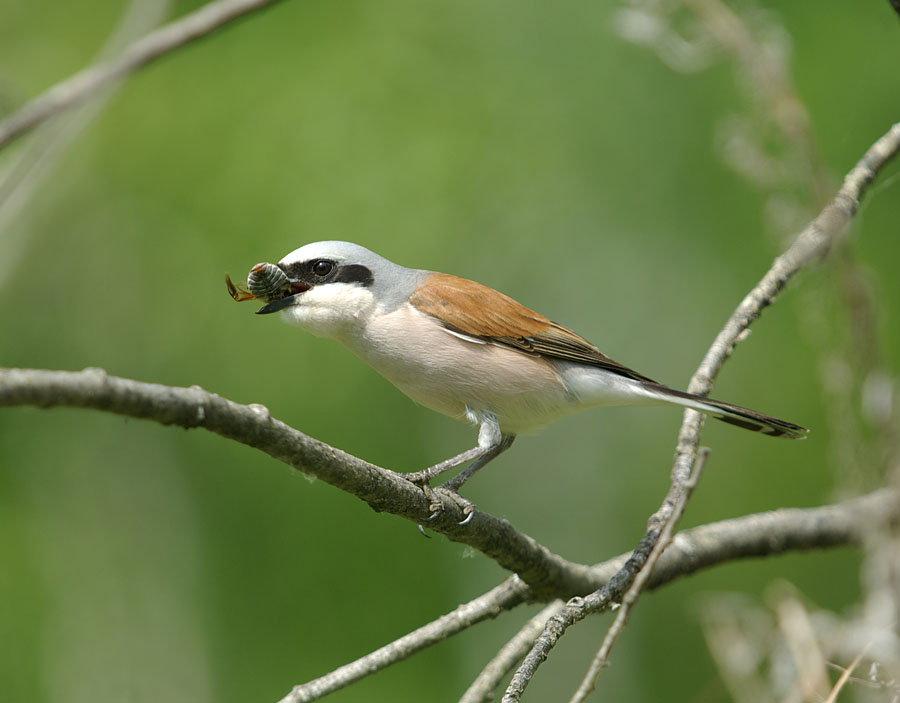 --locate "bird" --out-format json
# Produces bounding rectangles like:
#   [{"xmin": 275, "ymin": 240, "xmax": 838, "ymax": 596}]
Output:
[{"xmin": 234, "ymin": 241, "xmax": 807, "ymax": 522}]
